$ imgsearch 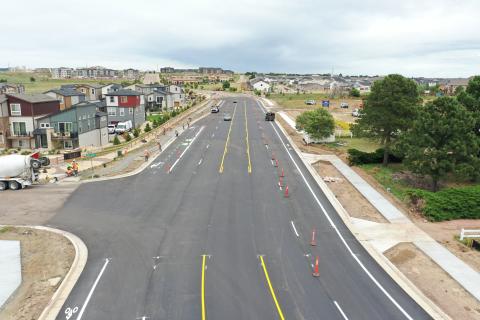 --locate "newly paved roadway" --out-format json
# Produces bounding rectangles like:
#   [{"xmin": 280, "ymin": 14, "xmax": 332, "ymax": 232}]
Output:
[{"xmin": 51, "ymin": 96, "xmax": 431, "ymax": 320}]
